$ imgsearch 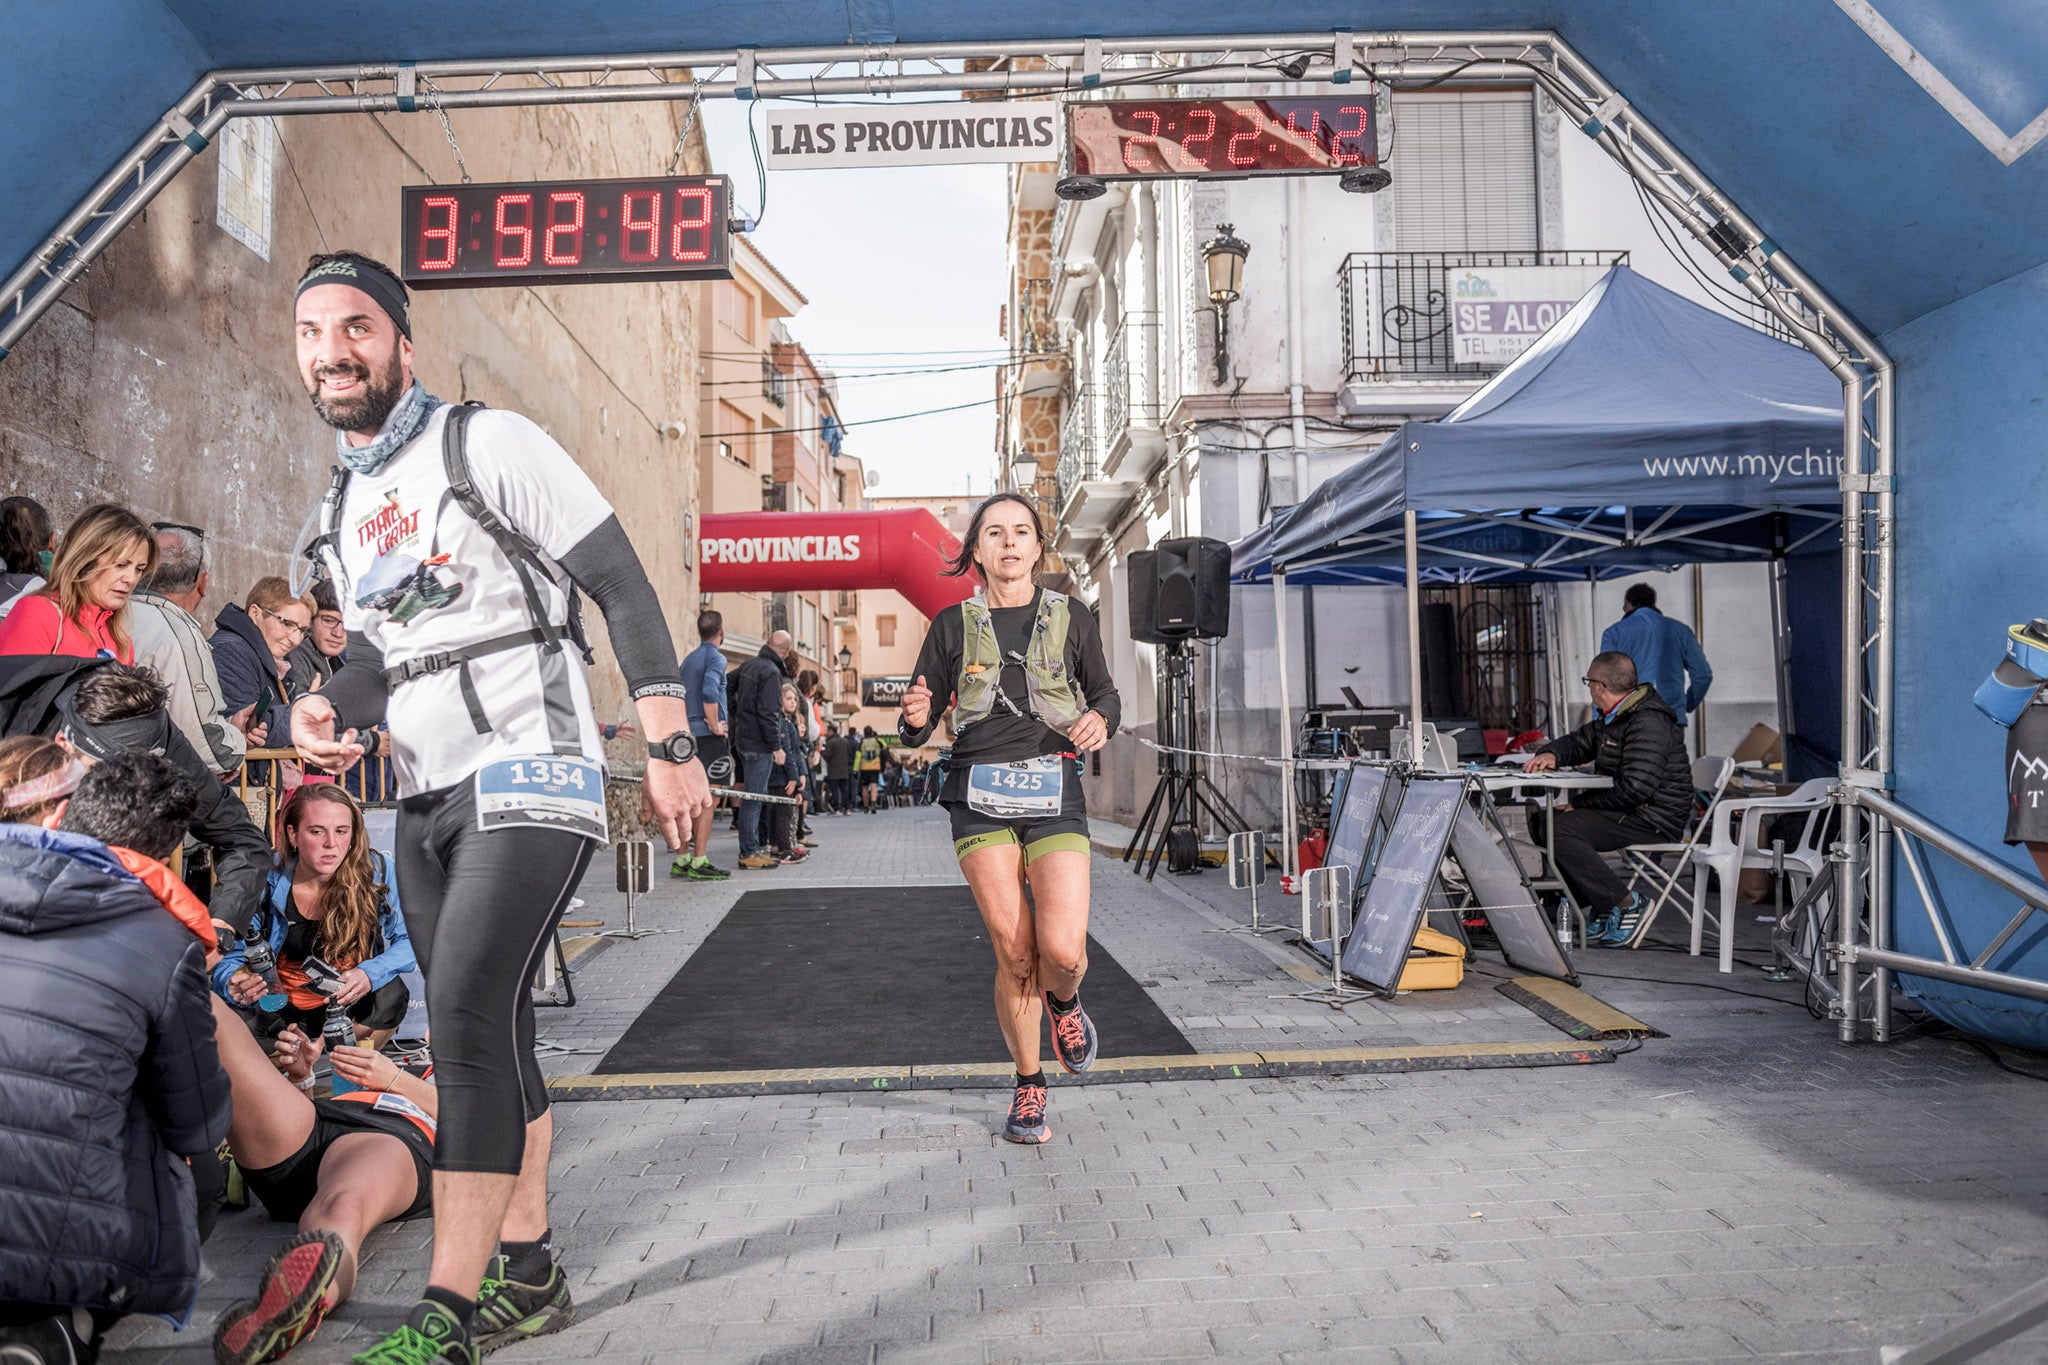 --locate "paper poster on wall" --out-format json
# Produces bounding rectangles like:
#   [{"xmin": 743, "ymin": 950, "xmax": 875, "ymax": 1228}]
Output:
[
  {"xmin": 1446, "ymin": 264, "xmax": 1608, "ymax": 363},
  {"xmin": 216, "ymin": 117, "xmax": 275, "ymax": 261}
]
